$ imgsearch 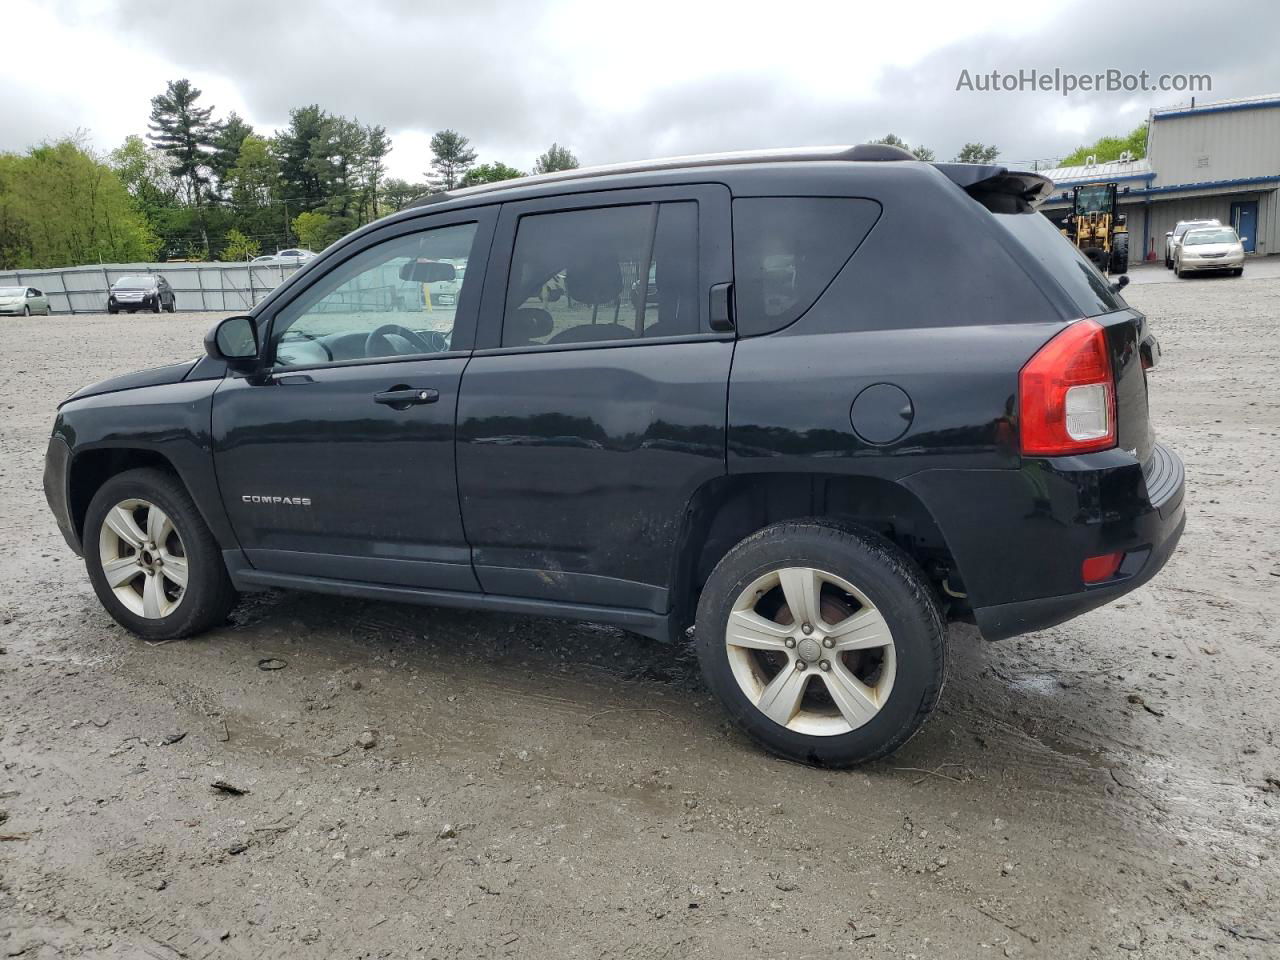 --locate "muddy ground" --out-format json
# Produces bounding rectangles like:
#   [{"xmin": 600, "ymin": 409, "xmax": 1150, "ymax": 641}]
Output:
[{"xmin": 1, "ymin": 268, "xmax": 1277, "ymax": 959}]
